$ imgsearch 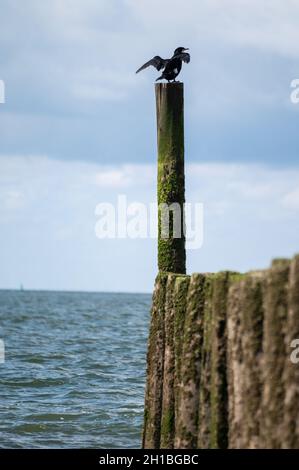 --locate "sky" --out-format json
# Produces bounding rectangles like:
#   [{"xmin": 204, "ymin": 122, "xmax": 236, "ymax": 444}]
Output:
[{"xmin": 0, "ymin": 0, "xmax": 299, "ymax": 292}]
